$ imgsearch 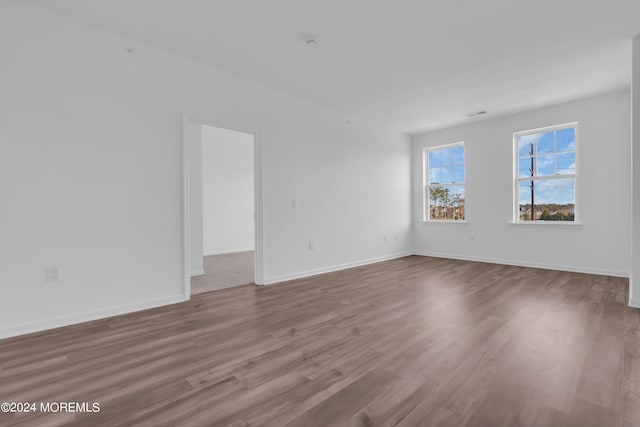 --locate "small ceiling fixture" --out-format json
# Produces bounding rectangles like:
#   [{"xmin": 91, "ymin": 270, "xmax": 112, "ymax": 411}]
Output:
[
  {"xmin": 124, "ymin": 47, "xmax": 134, "ymax": 54},
  {"xmin": 306, "ymin": 38, "xmax": 317, "ymax": 46},
  {"xmin": 466, "ymin": 110, "xmax": 487, "ymax": 118}
]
